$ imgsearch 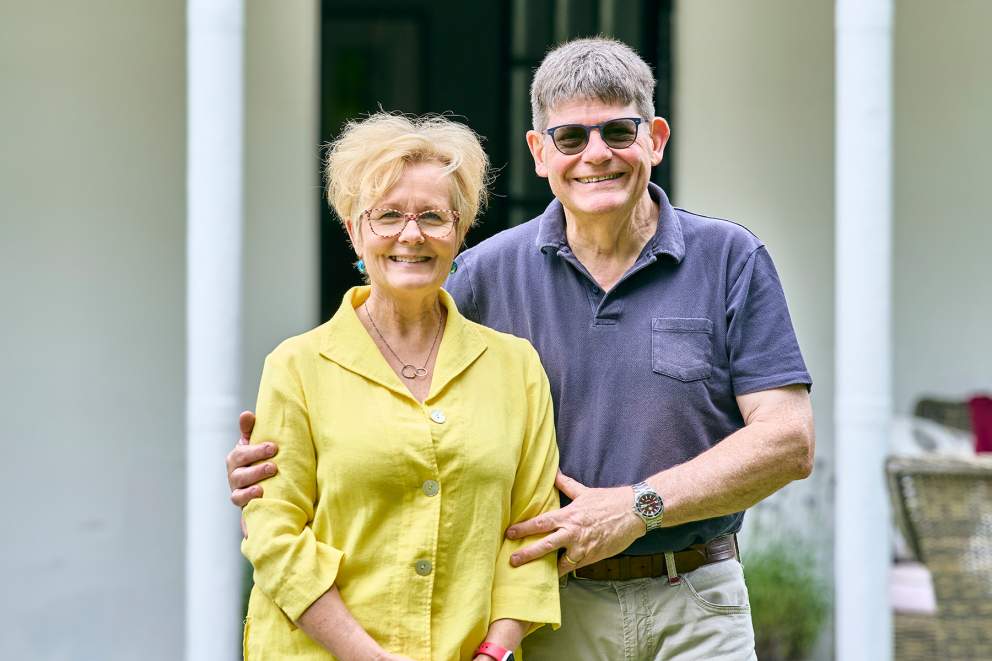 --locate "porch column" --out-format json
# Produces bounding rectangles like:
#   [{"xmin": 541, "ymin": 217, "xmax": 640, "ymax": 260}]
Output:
[
  {"xmin": 834, "ymin": 1, "xmax": 894, "ymax": 660},
  {"xmin": 185, "ymin": 1, "xmax": 245, "ymax": 659}
]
